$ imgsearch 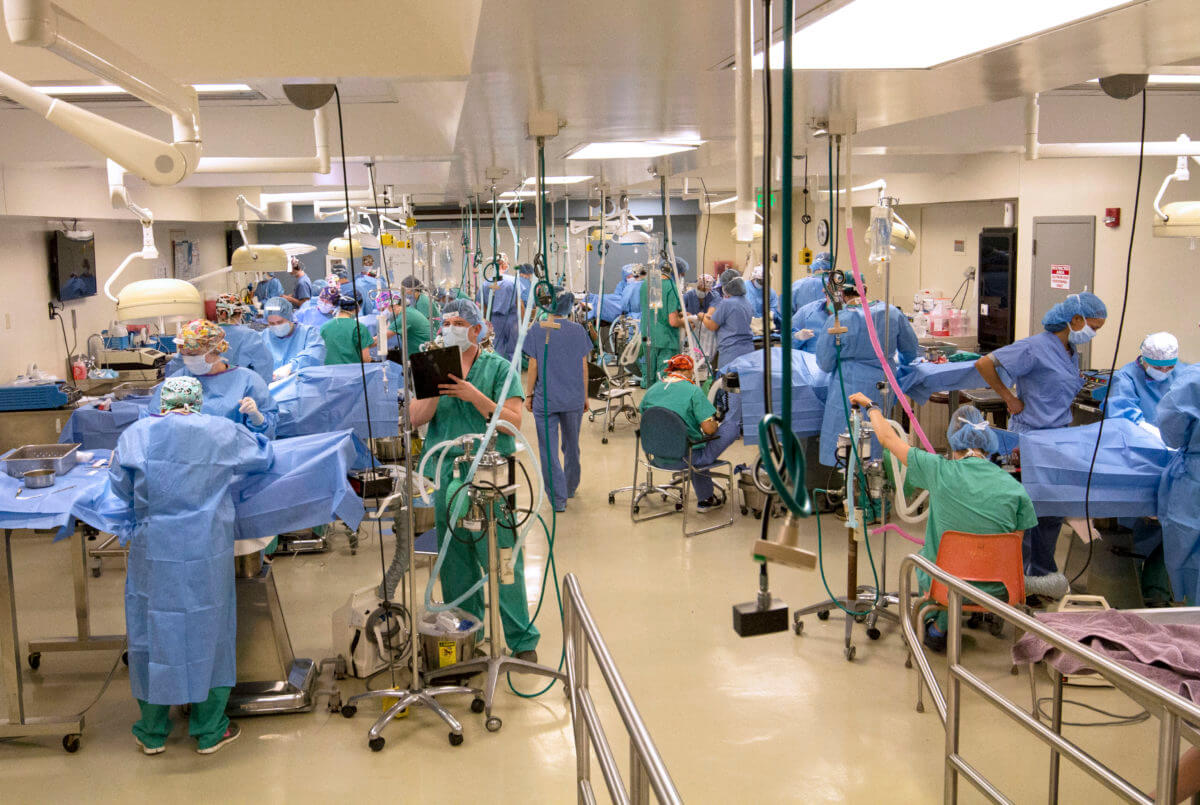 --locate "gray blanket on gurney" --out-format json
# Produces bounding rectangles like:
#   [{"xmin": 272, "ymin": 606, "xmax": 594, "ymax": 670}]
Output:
[{"xmin": 1012, "ymin": 611, "xmax": 1200, "ymax": 703}]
